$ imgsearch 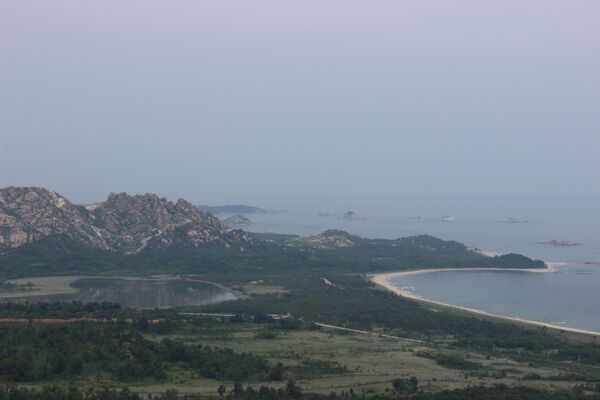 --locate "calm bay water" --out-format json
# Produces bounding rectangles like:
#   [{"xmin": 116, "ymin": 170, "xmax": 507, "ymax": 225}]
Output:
[
  {"xmin": 391, "ymin": 268, "xmax": 600, "ymax": 332},
  {"xmin": 246, "ymin": 197, "xmax": 600, "ymax": 332}
]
